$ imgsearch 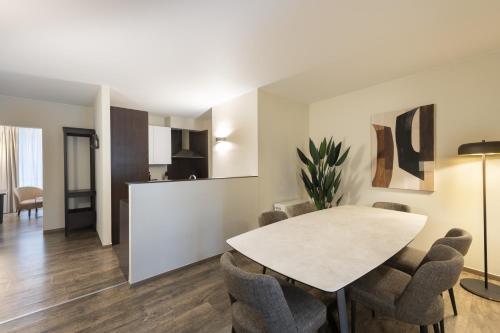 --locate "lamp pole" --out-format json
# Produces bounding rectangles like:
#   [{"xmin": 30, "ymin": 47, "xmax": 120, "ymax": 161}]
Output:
[{"xmin": 482, "ymin": 153, "xmax": 488, "ymax": 289}]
